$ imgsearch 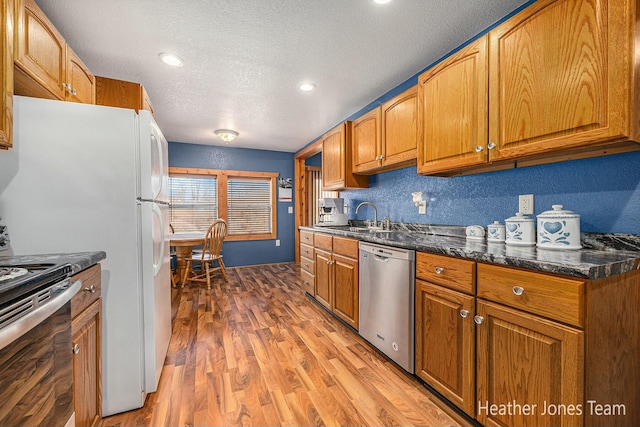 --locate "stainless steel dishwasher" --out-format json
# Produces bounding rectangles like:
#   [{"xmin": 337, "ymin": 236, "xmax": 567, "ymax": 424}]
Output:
[{"xmin": 359, "ymin": 241, "xmax": 415, "ymax": 373}]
